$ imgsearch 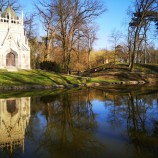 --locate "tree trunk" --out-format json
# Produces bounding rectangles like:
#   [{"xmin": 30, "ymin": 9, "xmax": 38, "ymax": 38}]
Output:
[
  {"xmin": 88, "ymin": 50, "xmax": 91, "ymax": 69},
  {"xmin": 129, "ymin": 27, "xmax": 139, "ymax": 72},
  {"xmin": 114, "ymin": 48, "xmax": 116, "ymax": 64}
]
